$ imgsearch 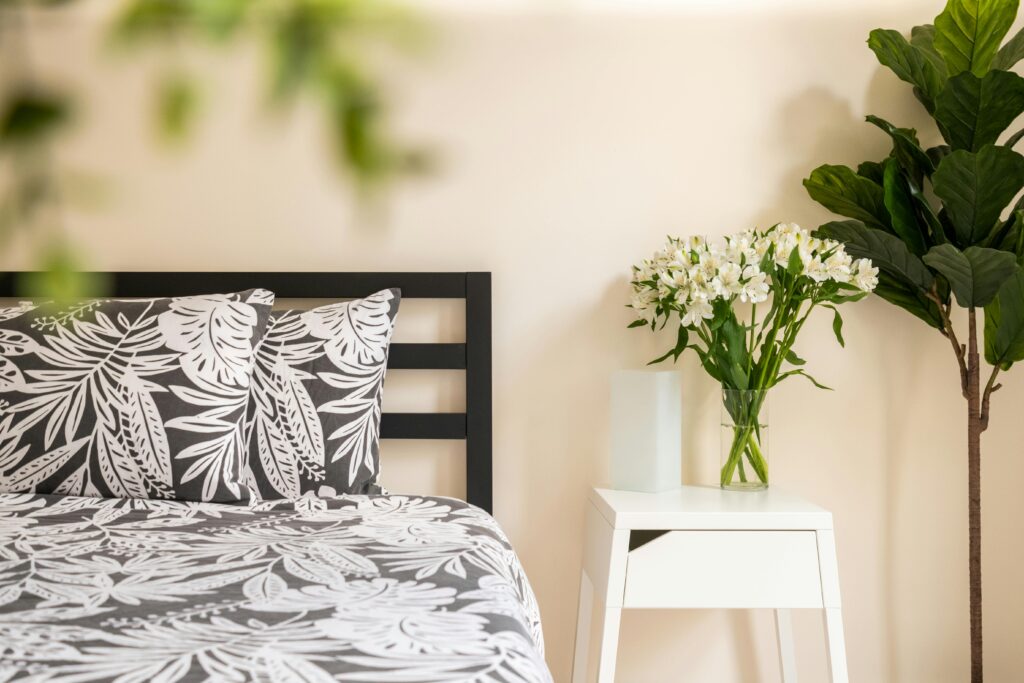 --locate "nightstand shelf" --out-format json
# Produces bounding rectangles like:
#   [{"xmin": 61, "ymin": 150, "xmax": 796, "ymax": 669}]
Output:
[{"xmin": 572, "ymin": 486, "xmax": 848, "ymax": 683}]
